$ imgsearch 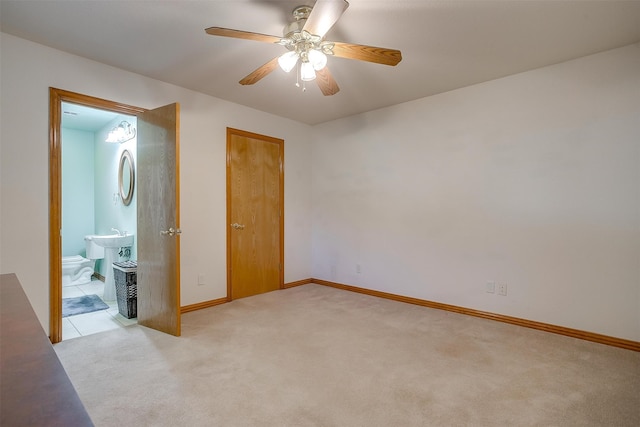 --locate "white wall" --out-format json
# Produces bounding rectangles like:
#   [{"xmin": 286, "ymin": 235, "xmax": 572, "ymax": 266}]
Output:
[
  {"xmin": 61, "ymin": 128, "xmax": 95, "ymax": 257},
  {"xmin": 2, "ymin": 31, "xmax": 638, "ymax": 342},
  {"xmin": 0, "ymin": 33, "xmax": 313, "ymax": 333},
  {"xmin": 94, "ymin": 115, "xmax": 138, "ymax": 270},
  {"xmin": 61, "ymin": 115, "xmax": 138, "ymax": 274},
  {"xmin": 312, "ymin": 43, "xmax": 640, "ymax": 341}
]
